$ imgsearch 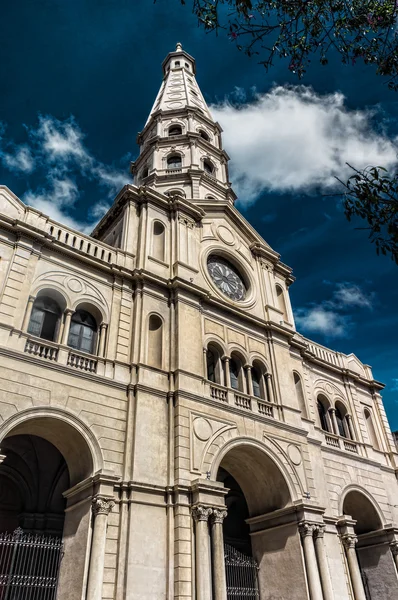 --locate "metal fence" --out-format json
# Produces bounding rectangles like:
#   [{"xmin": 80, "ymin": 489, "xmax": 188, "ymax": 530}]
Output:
[
  {"xmin": 224, "ymin": 543, "xmax": 259, "ymax": 599},
  {"xmin": 0, "ymin": 528, "xmax": 63, "ymax": 600}
]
